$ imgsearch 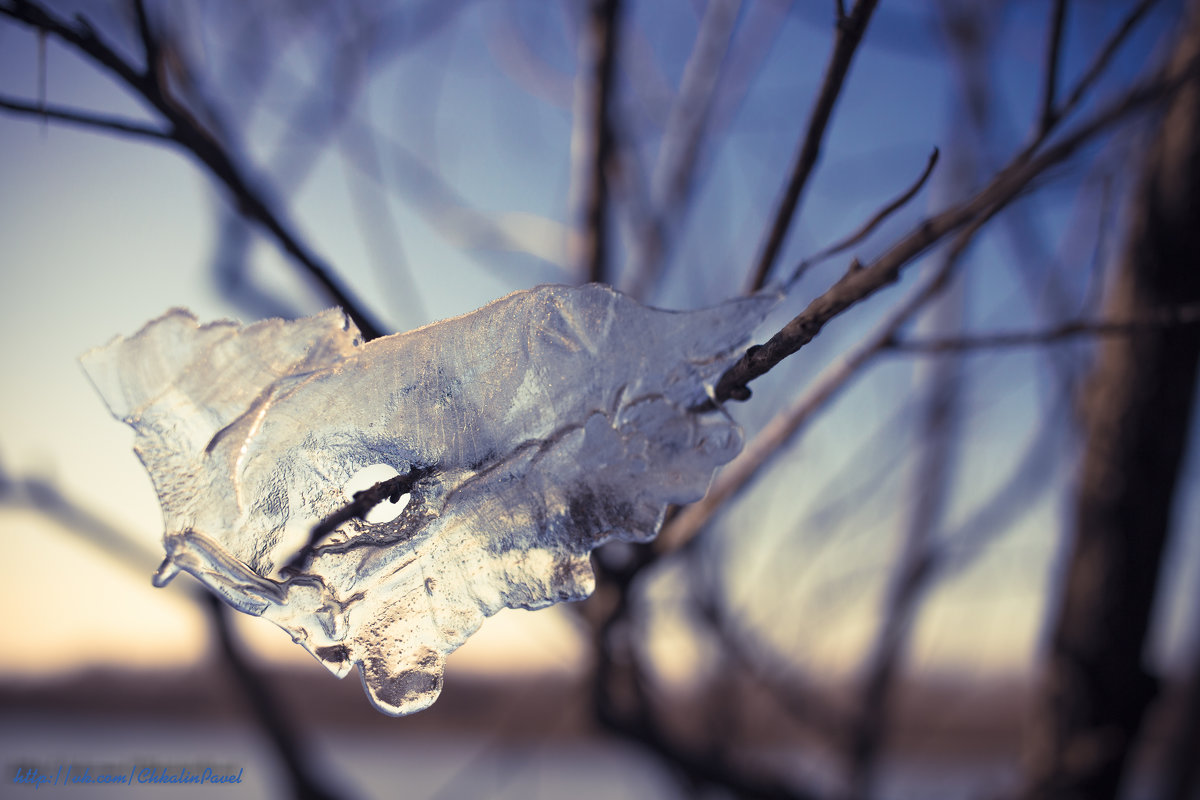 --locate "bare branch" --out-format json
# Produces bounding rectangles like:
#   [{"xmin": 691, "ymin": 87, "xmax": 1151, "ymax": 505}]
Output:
[
  {"xmin": 785, "ymin": 146, "xmax": 940, "ymax": 288},
  {"xmin": 0, "ymin": 0, "xmax": 388, "ymax": 340},
  {"xmin": 713, "ymin": 56, "xmax": 1200, "ymax": 404},
  {"xmin": 664, "ymin": 247, "xmax": 959, "ymax": 553},
  {"xmin": 281, "ymin": 467, "xmax": 432, "ymax": 575},
  {"xmin": 887, "ymin": 303, "xmax": 1200, "ymax": 353},
  {"xmin": 571, "ymin": 0, "xmax": 622, "ymax": 284},
  {"xmin": 0, "ymin": 94, "xmax": 170, "ymax": 141},
  {"xmin": 1038, "ymin": 0, "xmax": 1162, "ymax": 142},
  {"xmin": 1023, "ymin": 7, "xmax": 1200, "ymax": 792},
  {"xmin": 0, "ymin": 467, "xmax": 163, "ymax": 573},
  {"xmin": 130, "ymin": 0, "xmax": 159, "ymax": 79},
  {"xmin": 1037, "ymin": 0, "xmax": 1069, "ymax": 137},
  {"xmin": 933, "ymin": 401, "xmax": 1067, "ymax": 579},
  {"xmin": 699, "ymin": 584, "xmax": 852, "ymax": 746},
  {"xmin": 204, "ymin": 594, "xmax": 345, "ymax": 800},
  {"xmin": 746, "ymin": 0, "xmax": 879, "ymax": 292},
  {"xmin": 590, "ymin": 549, "xmax": 824, "ymax": 800}
]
